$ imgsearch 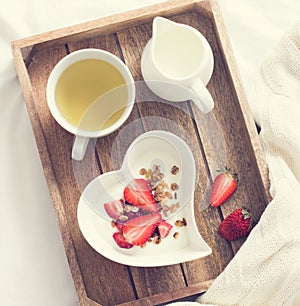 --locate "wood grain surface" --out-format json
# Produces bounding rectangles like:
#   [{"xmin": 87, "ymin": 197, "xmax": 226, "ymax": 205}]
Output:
[{"xmin": 11, "ymin": 0, "xmax": 270, "ymax": 305}]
